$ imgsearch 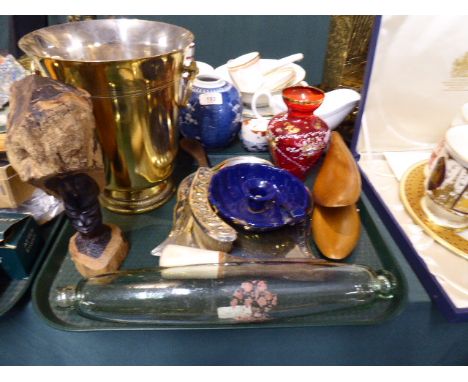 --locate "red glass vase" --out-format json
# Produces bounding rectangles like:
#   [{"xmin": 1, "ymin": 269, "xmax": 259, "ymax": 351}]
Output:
[{"xmin": 267, "ymin": 86, "xmax": 330, "ymax": 180}]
